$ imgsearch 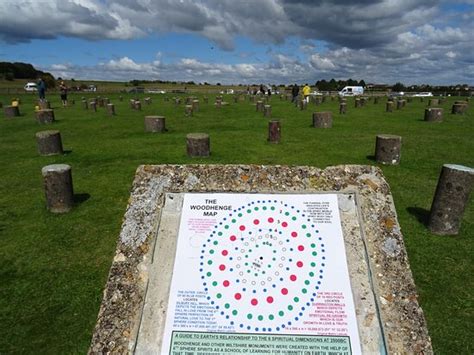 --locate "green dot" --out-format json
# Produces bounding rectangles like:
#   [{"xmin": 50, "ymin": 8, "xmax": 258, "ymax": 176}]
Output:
[
  {"xmin": 208, "ymin": 260, "xmax": 213, "ymax": 265},
  {"xmin": 302, "ymin": 224, "xmax": 307, "ymax": 229},
  {"xmin": 254, "ymin": 273, "xmax": 258, "ymax": 277},
  {"xmin": 278, "ymin": 311, "xmax": 284, "ymax": 317},
  {"xmin": 263, "ymin": 206, "xmax": 267, "ymax": 210},
  {"xmin": 218, "ymin": 232, "xmax": 223, "ymax": 236},
  {"xmin": 306, "ymin": 233, "xmax": 311, "ymax": 237},
  {"xmin": 247, "ymin": 314, "xmax": 253, "ymax": 320},
  {"xmin": 311, "ymin": 262, "xmax": 316, "ymax": 267},
  {"xmin": 210, "ymin": 250, "xmax": 214, "ymax": 254},
  {"xmin": 285, "ymin": 212, "xmax": 289, "ymax": 216},
  {"xmin": 312, "ymin": 251, "xmax": 317, "ymax": 256},
  {"xmin": 245, "ymin": 255, "xmax": 248, "ymax": 258},
  {"xmin": 212, "ymin": 281, "xmax": 218, "ymax": 286},
  {"xmin": 245, "ymin": 262, "xmax": 248, "ymax": 266},
  {"xmin": 247, "ymin": 209, "xmax": 252, "ymax": 213},
  {"xmin": 256, "ymin": 244, "xmax": 259, "ymax": 248},
  {"xmin": 268, "ymin": 264, "xmax": 272, "ymax": 268},
  {"xmin": 294, "ymin": 297, "xmax": 299, "ymax": 303},
  {"xmin": 288, "ymin": 305, "xmax": 293, "ymax": 311},
  {"xmin": 213, "ymin": 241, "xmax": 218, "ymax": 245},
  {"xmin": 271, "ymin": 206, "xmax": 275, "ymax": 210},
  {"xmin": 232, "ymin": 219, "xmax": 236, "ymax": 223},
  {"xmin": 254, "ymin": 207, "xmax": 259, "ymax": 211},
  {"xmin": 272, "ymin": 257, "xmax": 276, "ymax": 261},
  {"xmin": 309, "ymin": 272, "xmax": 315, "ymax": 277},
  {"xmin": 206, "ymin": 272, "xmax": 212, "ymax": 277},
  {"xmin": 225, "ymin": 303, "xmax": 230, "ymax": 309},
  {"xmin": 269, "ymin": 314, "xmax": 274, "ymax": 320},
  {"xmin": 232, "ymin": 310, "xmax": 238, "ymax": 316},
  {"xmin": 262, "ymin": 271, "xmax": 266, "ymax": 275},
  {"xmin": 311, "ymin": 243, "xmax": 316, "ymax": 248},
  {"xmin": 258, "ymin": 315, "xmax": 263, "ymax": 321},
  {"xmin": 292, "ymin": 217, "xmax": 297, "ymax": 221},
  {"xmin": 302, "ymin": 288, "xmax": 307, "ymax": 294},
  {"xmin": 305, "ymin": 280, "xmax": 310, "ymax": 285},
  {"xmin": 247, "ymin": 270, "xmax": 251, "ymax": 273},
  {"xmin": 216, "ymin": 293, "xmax": 222, "ymax": 299},
  {"xmin": 238, "ymin": 213, "xmax": 242, "ymax": 217},
  {"xmin": 224, "ymin": 225, "xmax": 229, "ymax": 229}
]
